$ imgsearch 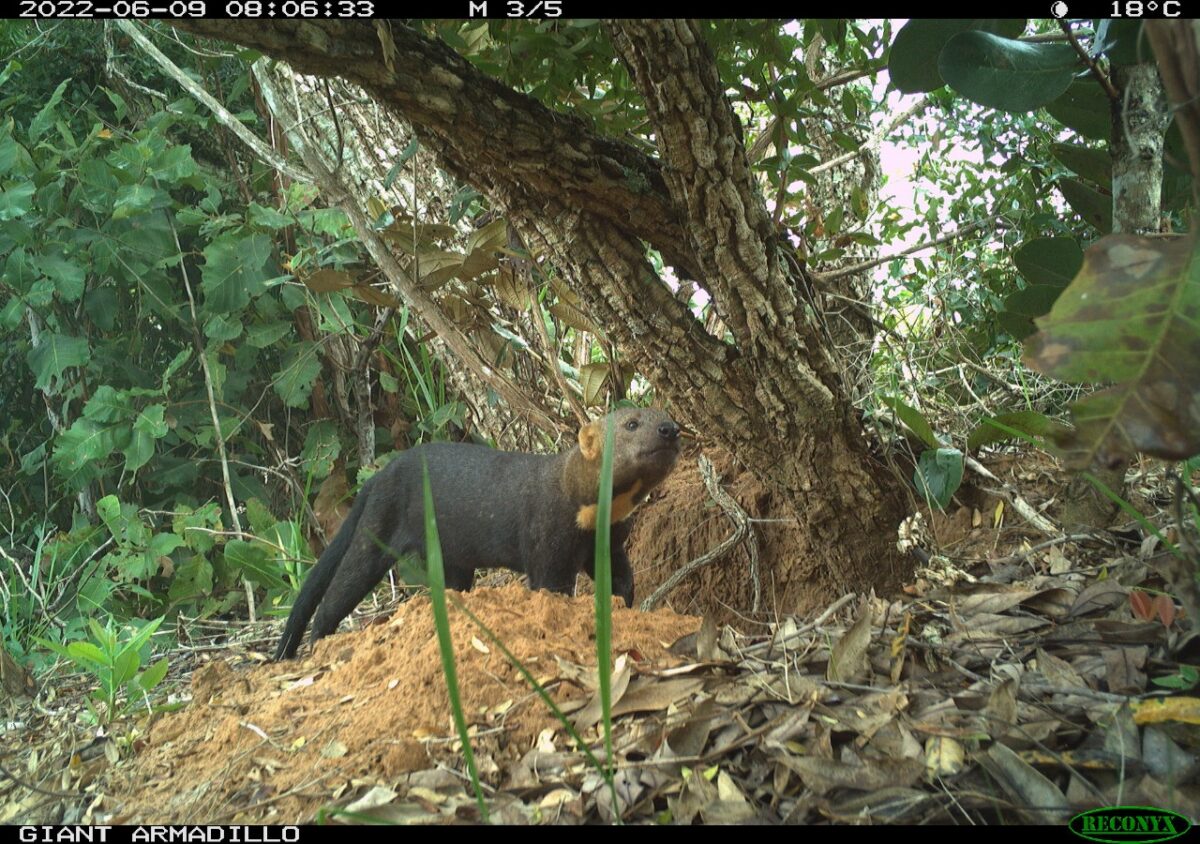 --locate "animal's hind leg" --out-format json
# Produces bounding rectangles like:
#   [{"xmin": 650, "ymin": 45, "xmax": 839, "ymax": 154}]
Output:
[
  {"xmin": 443, "ymin": 567, "xmax": 475, "ymax": 592},
  {"xmin": 309, "ymin": 537, "xmax": 406, "ymax": 643}
]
